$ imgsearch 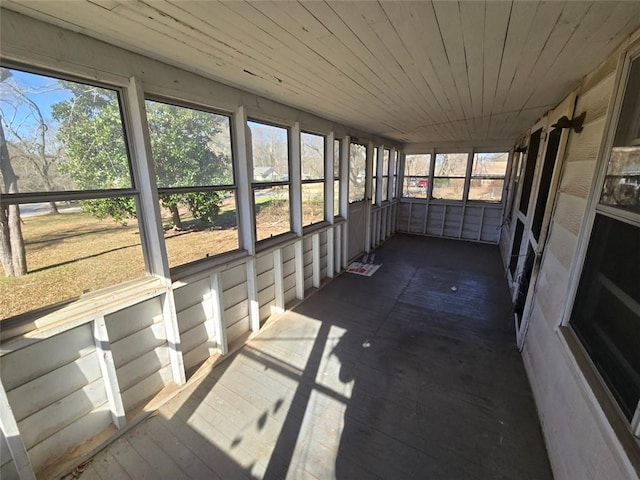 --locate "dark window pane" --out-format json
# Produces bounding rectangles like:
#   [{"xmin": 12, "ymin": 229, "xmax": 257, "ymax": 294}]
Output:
[
  {"xmin": 0, "ymin": 68, "xmax": 132, "ymax": 193},
  {"xmin": 249, "ymin": 122, "xmax": 289, "ymax": 182},
  {"xmin": 519, "ymin": 129, "xmax": 542, "ymax": 214},
  {"xmin": 571, "ymin": 215, "xmax": 640, "ymax": 420},
  {"xmin": 146, "ymin": 100, "xmax": 234, "ymax": 188}
]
